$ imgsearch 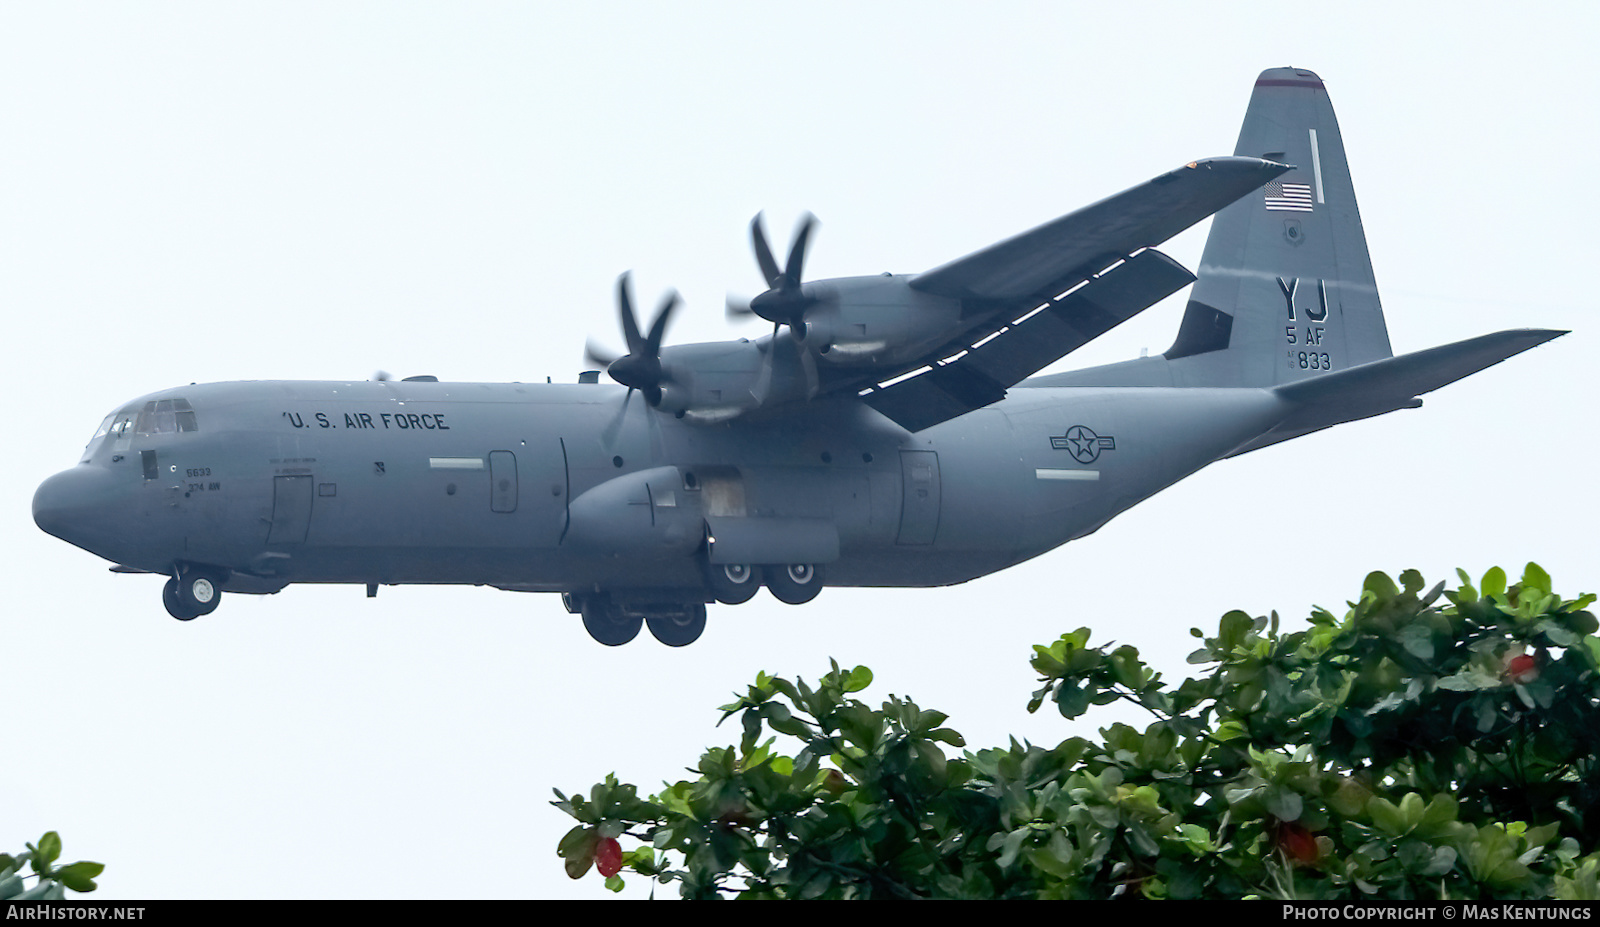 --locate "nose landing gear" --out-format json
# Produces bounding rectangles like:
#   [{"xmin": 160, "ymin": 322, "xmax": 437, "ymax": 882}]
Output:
[{"xmin": 164, "ymin": 565, "xmax": 225, "ymax": 620}]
